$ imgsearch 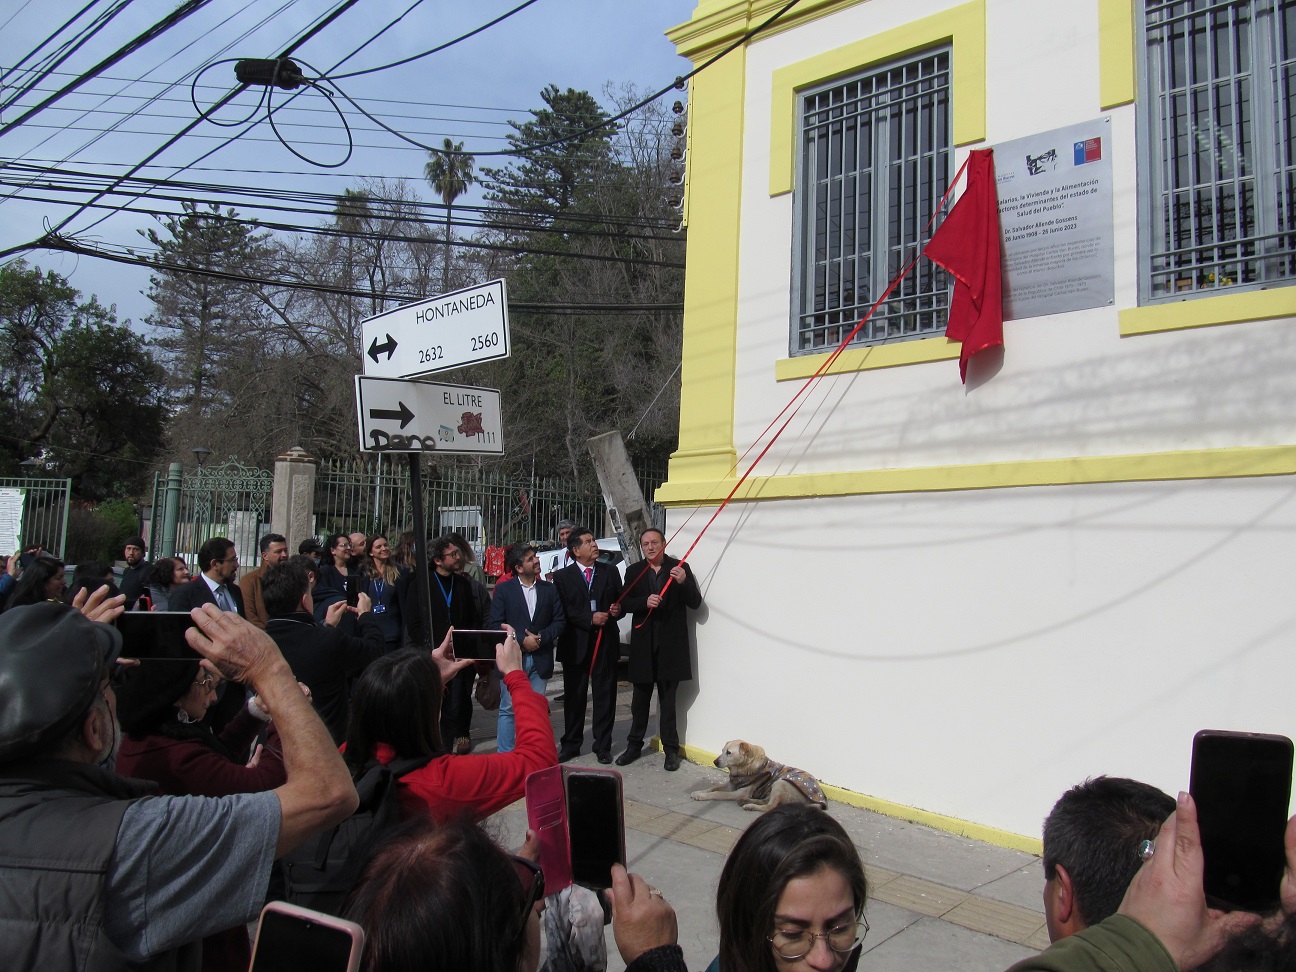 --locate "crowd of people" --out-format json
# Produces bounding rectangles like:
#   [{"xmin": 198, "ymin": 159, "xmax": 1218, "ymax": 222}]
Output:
[{"xmin": 3, "ymin": 527, "xmax": 1295, "ymax": 972}]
